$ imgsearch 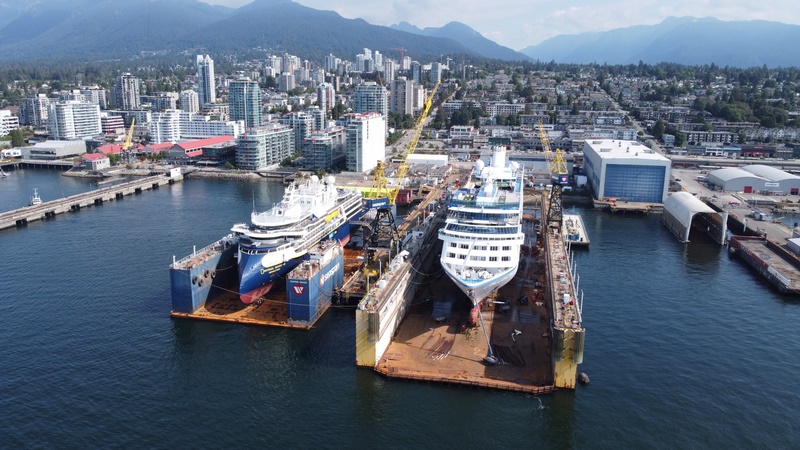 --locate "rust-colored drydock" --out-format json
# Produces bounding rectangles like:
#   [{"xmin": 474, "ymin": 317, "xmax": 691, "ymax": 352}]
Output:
[
  {"xmin": 169, "ymin": 281, "xmax": 321, "ymax": 329},
  {"xmin": 170, "ymin": 247, "xmax": 364, "ymax": 329},
  {"xmin": 372, "ymin": 217, "xmax": 556, "ymax": 394}
]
